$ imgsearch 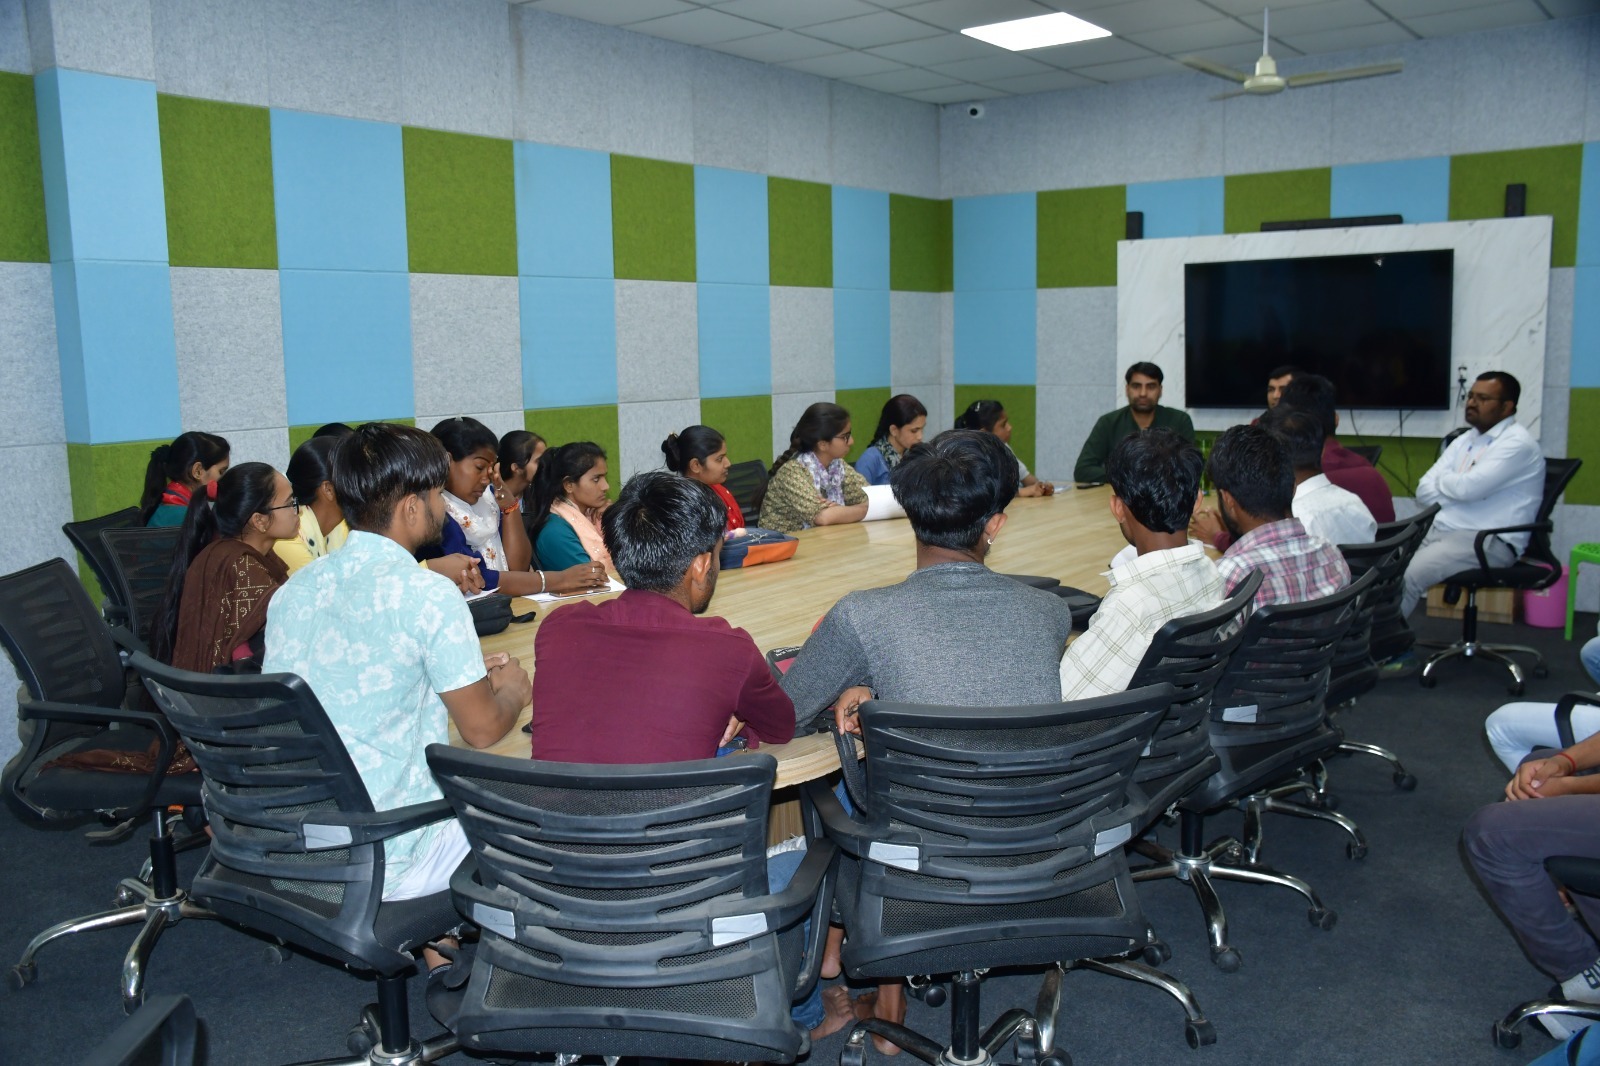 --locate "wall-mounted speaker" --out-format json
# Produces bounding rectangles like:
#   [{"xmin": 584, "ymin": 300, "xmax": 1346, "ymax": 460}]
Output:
[
  {"xmin": 1504, "ymin": 183, "xmax": 1526, "ymax": 218},
  {"xmin": 1125, "ymin": 211, "xmax": 1144, "ymax": 240}
]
